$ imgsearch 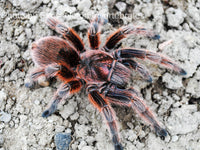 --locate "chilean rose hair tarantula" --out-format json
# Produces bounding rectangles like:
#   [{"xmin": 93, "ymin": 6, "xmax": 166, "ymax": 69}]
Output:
[{"xmin": 26, "ymin": 16, "xmax": 186, "ymax": 150}]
